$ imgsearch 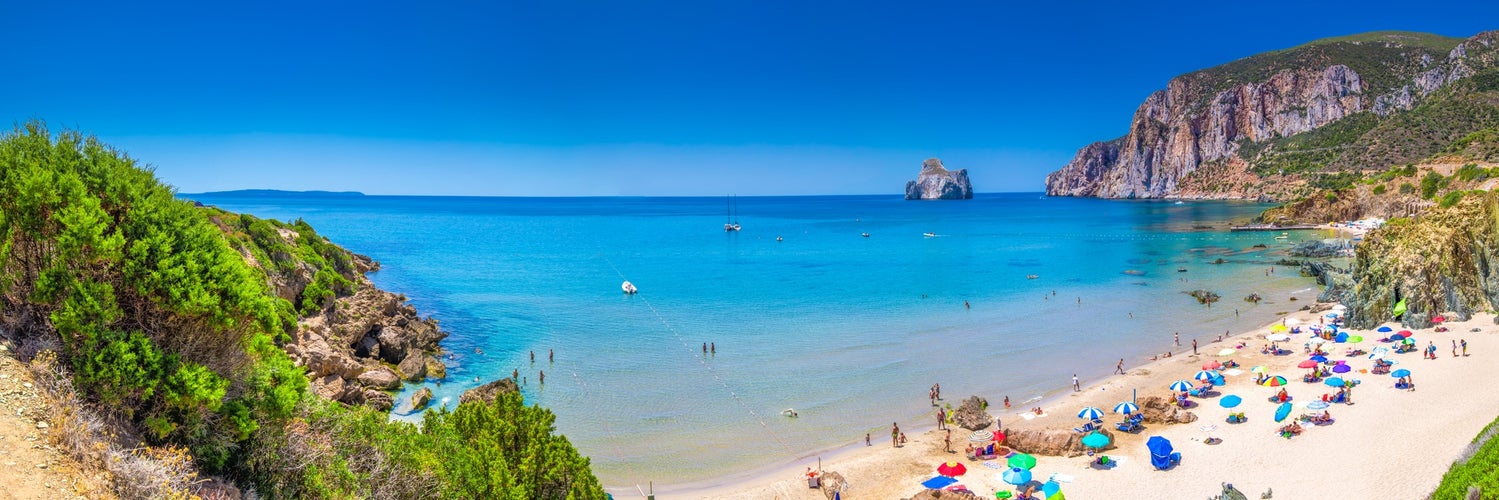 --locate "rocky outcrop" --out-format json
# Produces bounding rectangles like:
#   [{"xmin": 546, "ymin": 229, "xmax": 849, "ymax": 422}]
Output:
[
  {"xmin": 1290, "ymin": 239, "xmax": 1355, "ymax": 258},
  {"xmin": 411, "ymin": 387, "xmax": 433, "ymax": 411},
  {"xmin": 1346, "ymin": 191, "xmax": 1499, "ymax": 329},
  {"xmin": 397, "ymin": 350, "xmax": 427, "ymax": 381},
  {"xmin": 1301, "ymin": 261, "xmax": 1353, "ymax": 303},
  {"xmin": 820, "ymin": 471, "xmax": 847, "ymax": 500},
  {"xmin": 1045, "ymin": 31, "xmax": 1499, "ymax": 200},
  {"xmin": 356, "ymin": 367, "xmax": 402, "ymax": 390},
  {"xmin": 460, "ymin": 378, "xmax": 520, "ymax": 405},
  {"xmin": 1137, "ymin": 396, "xmax": 1198, "ymax": 425},
  {"xmin": 952, "ymin": 396, "xmax": 992, "ymax": 430},
  {"xmin": 1004, "ymin": 427, "xmax": 1115, "ymax": 458},
  {"xmin": 904, "ymin": 489, "xmax": 981, "ymax": 500},
  {"xmin": 904, "ymin": 158, "xmax": 973, "ymax": 200}
]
